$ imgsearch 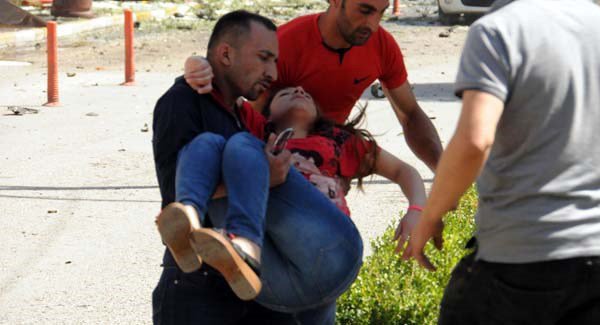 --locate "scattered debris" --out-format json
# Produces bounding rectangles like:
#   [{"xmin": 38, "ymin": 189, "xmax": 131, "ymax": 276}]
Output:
[
  {"xmin": 141, "ymin": 123, "xmax": 149, "ymax": 132},
  {"xmin": 47, "ymin": 209, "xmax": 58, "ymax": 214},
  {"xmin": 118, "ymin": 149, "xmax": 126, "ymax": 152},
  {"xmin": 76, "ymin": 66, "xmax": 84, "ymax": 70},
  {"xmin": 86, "ymin": 112, "xmax": 99, "ymax": 117},
  {"xmin": 439, "ymin": 26, "xmax": 458, "ymax": 38},
  {"xmin": 66, "ymin": 72, "xmax": 76, "ymax": 77},
  {"xmin": 7, "ymin": 106, "xmax": 39, "ymax": 115},
  {"xmin": 65, "ymin": 261, "xmax": 72, "ymax": 264},
  {"xmin": 429, "ymin": 116, "xmax": 437, "ymax": 120}
]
